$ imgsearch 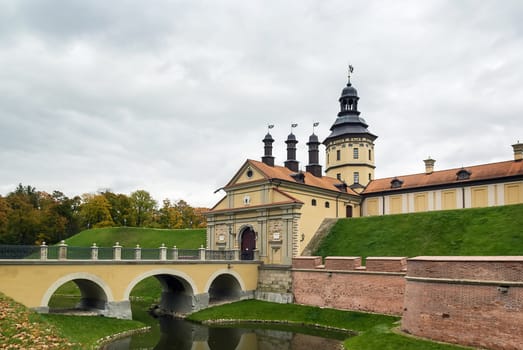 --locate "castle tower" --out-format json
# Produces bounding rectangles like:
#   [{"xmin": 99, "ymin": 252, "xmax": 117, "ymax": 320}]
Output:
[{"xmin": 323, "ymin": 67, "xmax": 377, "ymax": 188}]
